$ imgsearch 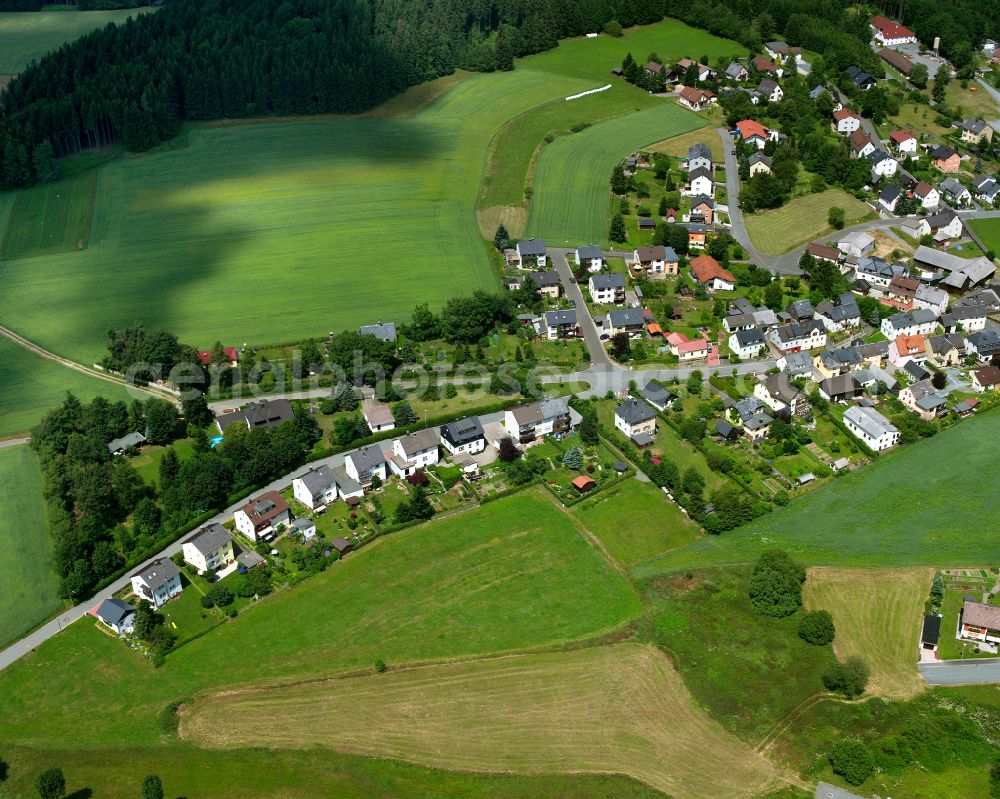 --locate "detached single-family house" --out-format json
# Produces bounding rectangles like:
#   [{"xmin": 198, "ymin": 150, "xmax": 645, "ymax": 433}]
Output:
[
  {"xmin": 293, "ymin": 464, "xmax": 338, "ymax": 510},
  {"xmin": 940, "ymin": 306, "xmax": 987, "ymax": 333},
  {"xmin": 807, "ymin": 242, "xmax": 841, "ymax": 264},
  {"xmin": 881, "ymin": 308, "xmax": 937, "ymax": 338},
  {"xmin": 899, "ymin": 379, "xmax": 948, "ymax": 420},
  {"xmin": 973, "ymin": 175, "xmax": 1000, "ymax": 204},
  {"xmin": 846, "ymin": 65, "xmax": 877, "ymax": 91},
  {"xmin": 182, "ymin": 523, "xmax": 234, "ymax": 574},
  {"xmin": 752, "ymin": 54, "xmax": 783, "ymax": 76},
  {"xmin": 843, "ymin": 406, "xmax": 900, "ymax": 451},
  {"xmin": 837, "ymin": 231, "xmax": 874, "ymax": 258},
  {"xmin": 589, "ymin": 273, "xmax": 626, "ymax": 304},
  {"xmin": 869, "ymin": 149, "xmax": 897, "ymax": 179},
  {"xmin": 687, "ymin": 142, "xmax": 713, "ymax": 172},
  {"xmin": 686, "ymin": 166, "xmax": 714, "ymax": 197},
  {"xmin": 614, "ymin": 397, "xmax": 657, "ymax": 445},
  {"xmin": 959, "ymin": 119, "xmax": 993, "ymax": 145},
  {"xmin": 833, "ymin": 108, "xmax": 861, "ymax": 134},
  {"xmin": 765, "ymin": 41, "xmax": 801, "ymax": 62},
  {"xmin": 748, "ymin": 152, "xmax": 772, "ymax": 175},
  {"xmin": 503, "ymin": 398, "xmax": 571, "ymax": 443},
  {"xmin": 344, "ymin": 444, "xmax": 389, "ymax": 488},
  {"xmin": 870, "ymin": 15, "xmax": 916, "ymax": 46},
  {"xmin": 440, "ymin": 415, "xmax": 486, "ymax": 455},
  {"xmin": 778, "ymin": 350, "xmax": 814, "ymax": 378},
  {"xmin": 690, "ymin": 195, "xmax": 715, "ymax": 225},
  {"xmin": 665, "ymin": 332, "xmax": 709, "ymax": 361},
  {"xmin": 770, "ymin": 320, "xmax": 827, "ymax": 353},
  {"xmin": 640, "ymin": 381, "xmax": 676, "ymax": 411},
  {"xmin": 358, "ymin": 322, "xmax": 397, "ymax": 342},
  {"xmin": 940, "ymin": 177, "xmax": 972, "ymax": 207},
  {"xmin": 931, "ymin": 145, "xmax": 960, "ymax": 172},
  {"xmin": 723, "ymin": 312, "xmax": 756, "ymax": 333},
  {"xmin": 690, "ymin": 255, "xmax": 736, "ymax": 292},
  {"xmin": 678, "ymin": 86, "xmax": 716, "ymax": 111},
  {"xmin": 818, "ymin": 373, "xmax": 862, "ymax": 403},
  {"xmin": 736, "ymin": 119, "xmax": 770, "ymax": 149},
  {"xmin": 93, "ymin": 598, "xmax": 136, "ymax": 636},
  {"xmin": 913, "ymin": 181, "xmax": 939, "ymax": 210},
  {"xmin": 754, "ymin": 372, "xmax": 809, "ymax": 417},
  {"xmin": 850, "ymin": 130, "xmax": 875, "ymax": 159},
  {"xmin": 514, "ymin": 239, "xmax": 547, "ymax": 268},
  {"xmin": 878, "ymin": 185, "xmax": 901, "ymax": 213},
  {"xmin": 960, "ymin": 601, "xmax": 1000, "ymax": 646},
  {"xmin": 605, "ymin": 307, "xmax": 646, "ymax": 338},
  {"xmin": 130, "ymin": 559, "xmax": 182, "ymax": 609},
  {"xmin": 215, "ymin": 398, "xmax": 295, "ymax": 434},
  {"xmin": 633, "ymin": 245, "xmax": 678, "ymax": 278},
  {"xmin": 538, "ymin": 309, "xmax": 579, "ymax": 340},
  {"xmin": 889, "ymin": 130, "xmax": 918, "ymax": 158},
  {"xmin": 575, "ymin": 245, "xmax": 604, "ymax": 272},
  {"xmin": 972, "ymin": 365, "xmax": 1000, "ymax": 392},
  {"xmin": 729, "ymin": 327, "xmax": 766, "ymax": 359},
  {"xmin": 234, "ymin": 492, "xmax": 292, "ymax": 541},
  {"xmin": 389, "ymin": 428, "xmax": 440, "ymax": 476},
  {"xmin": 967, "ymin": 330, "xmax": 1000, "ymax": 362},
  {"xmin": 786, "ymin": 299, "xmax": 815, "ymax": 322},
  {"xmin": 815, "ymin": 293, "xmax": 861, "ymax": 332},
  {"xmin": 725, "ymin": 61, "xmax": 750, "ymax": 81},
  {"xmin": 730, "ymin": 397, "xmax": 773, "ymax": 441},
  {"xmin": 523, "ymin": 270, "xmax": 561, "ymax": 298},
  {"xmin": 107, "ymin": 432, "xmax": 147, "ymax": 456},
  {"xmin": 756, "ymin": 78, "xmax": 783, "ymax": 103},
  {"xmin": 888, "ymin": 333, "xmax": 927, "ymax": 367},
  {"xmin": 361, "ymin": 398, "xmax": 395, "ymax": 433}
]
